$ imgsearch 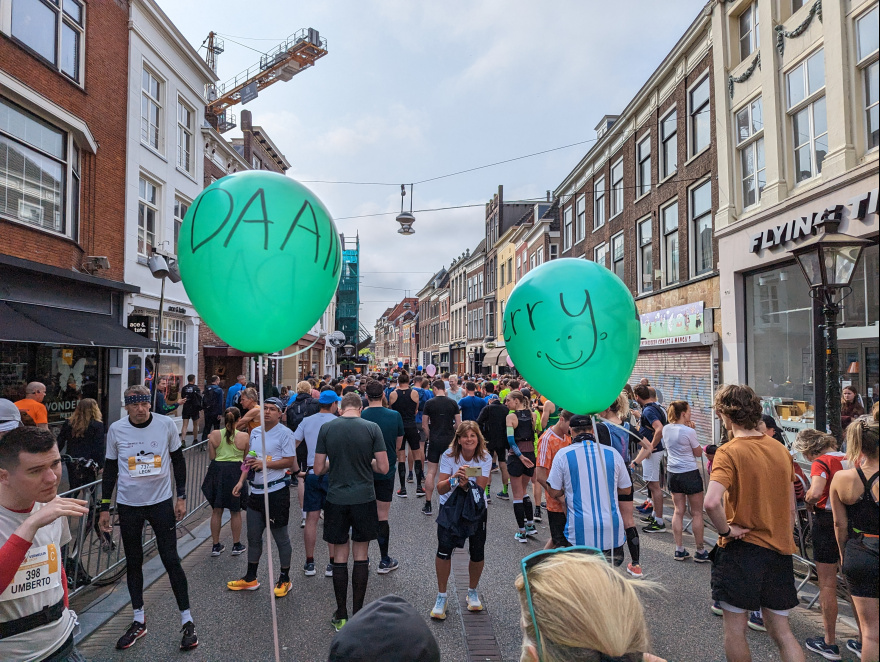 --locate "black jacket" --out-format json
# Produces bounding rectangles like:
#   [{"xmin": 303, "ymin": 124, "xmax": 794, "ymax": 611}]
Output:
[
  {"xmin": 436, "ymin": 479, "xmax": 487, "ymax": 547},
  {"xmin": 477, "ymin": 401, "xmax": 508, "ymax": 444},
  {"xmin": 58, "ymin": 419, "xmax": 105, "ymax": 465},
  {"xmin": 203, "ymin": 384, "xmax": 224, "ymax": 416}
]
